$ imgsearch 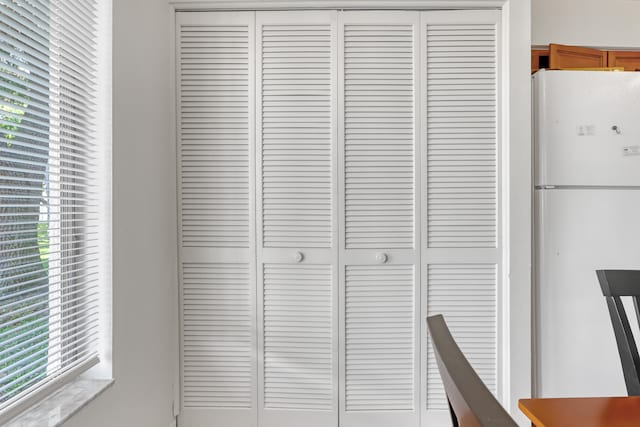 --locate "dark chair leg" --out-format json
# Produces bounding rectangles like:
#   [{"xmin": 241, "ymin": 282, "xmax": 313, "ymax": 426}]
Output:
[{"xmin": 448, "ymin": 398, "xmax": 459, "ymax": 427}]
